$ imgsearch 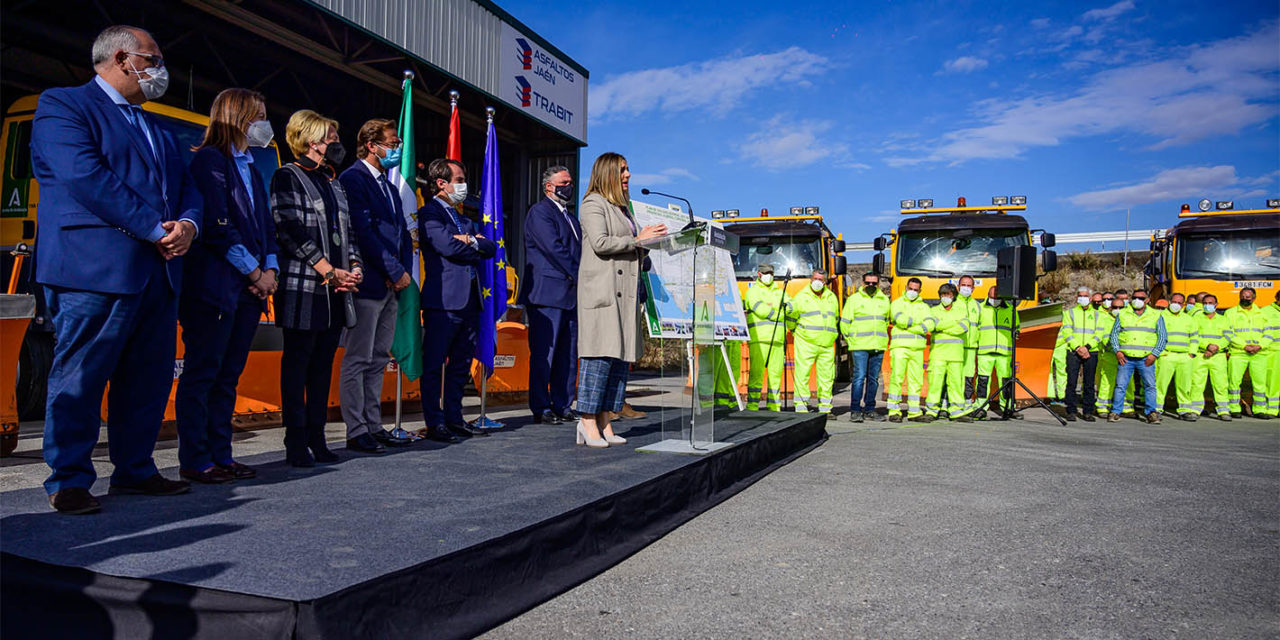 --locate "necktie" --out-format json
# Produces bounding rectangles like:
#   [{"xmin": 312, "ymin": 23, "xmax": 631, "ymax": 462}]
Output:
[
  {"xmin": 444, "ymin": 201, "xmax": 477, "ymax": 282},
  {"xmin": 377, "ymin": 174, "xmax": 401, "ymax": 243},
  {"xmin": 127, "ymin": 105, "xmax": 160, "ymax": 166}
]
